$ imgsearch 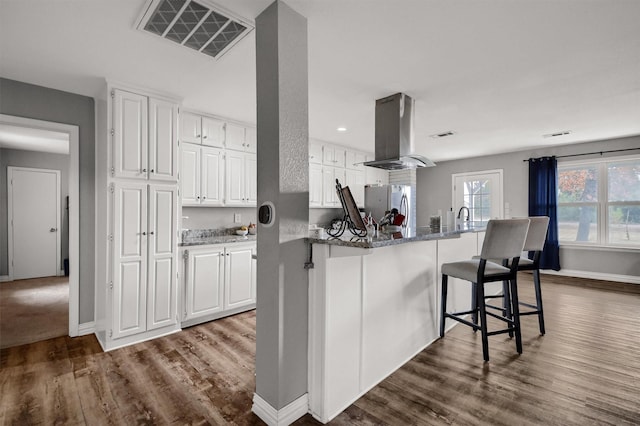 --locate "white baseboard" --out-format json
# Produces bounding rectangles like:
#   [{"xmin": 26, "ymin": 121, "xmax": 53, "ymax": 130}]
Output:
[
  {"xmin": 0, "ymin": 275, "xmax": 9, "ymax": 282},
  {"xmin": 541, "ymin": 269, "xmax": 640, "ymax": 285},
  {"xmin": 78, "ymin": 321, "xmax": 96, "ymax": 336},
  {"xmin": 252, "ymin": 393, "xmax": 308, "ymax": 426}
]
